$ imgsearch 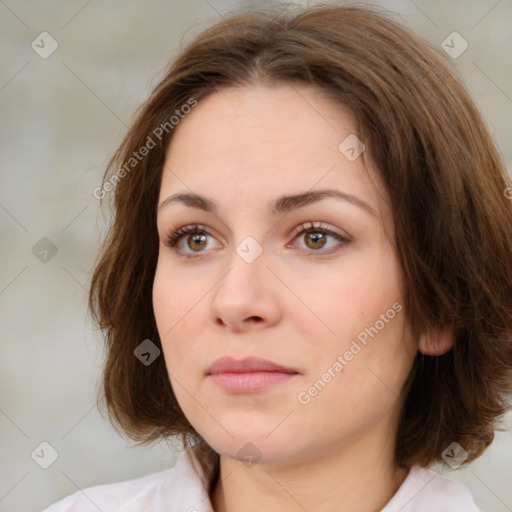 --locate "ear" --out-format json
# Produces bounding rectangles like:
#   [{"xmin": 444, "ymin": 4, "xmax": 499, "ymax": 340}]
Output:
[{"xmin": 418, "ymin": 323, "xmax": 455, "ymax": 356}]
